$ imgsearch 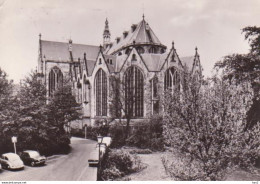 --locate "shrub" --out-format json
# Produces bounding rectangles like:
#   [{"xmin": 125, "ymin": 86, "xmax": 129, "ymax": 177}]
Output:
[
  {"xmin": 100, "ymin": 148, "xmax": 144, "ymax": 180},
  {"xmin": 108, "ymin": 125, "xmax": 126, "ymax": 148},
  {"xmin": 128, "ymin": 148, "xmax": 152, "ymax": 154},
  {"xmin": 126, "ymin": 115, "xmax": 164, "ymax": 151},
  {"xmin": 102, "ymin": 166, "xmax": 123, "ymax": 180}
]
